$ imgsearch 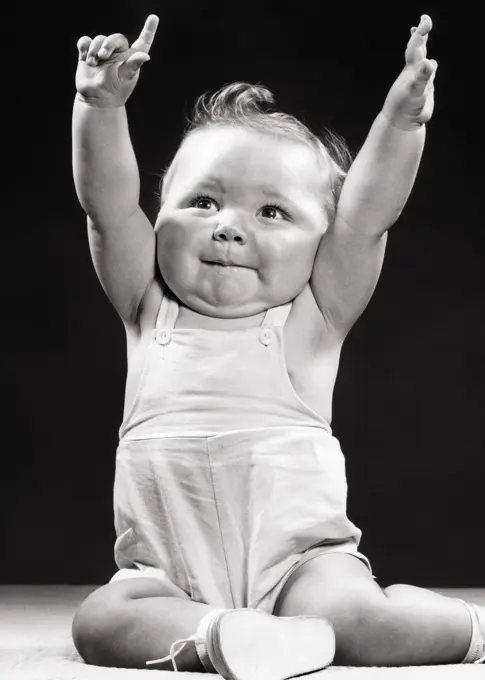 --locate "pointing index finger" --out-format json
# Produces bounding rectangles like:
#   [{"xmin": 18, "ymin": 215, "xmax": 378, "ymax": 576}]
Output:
[
  {"xmin": 409, "ymin": 14, "xmax": 432, "ymax": 42},
  {"xmin": 405, "ymin": 15, "xmax": 432, "ymax": 65},
  {"xmin": 131, "ymin": 14, "xmax": 159, "ymax": 53}
]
